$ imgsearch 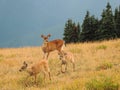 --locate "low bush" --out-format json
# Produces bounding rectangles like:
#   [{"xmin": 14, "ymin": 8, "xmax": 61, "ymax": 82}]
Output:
[
  {"xmin": 86, "ymin": 76, "xmax": 119, "ymax": 90},
  {"xmin": 96, "ymin": 62, "xmax": 113, "ymax": 70},
  {"xmin": 62, "ymin": 80, "xmax": 81, "ymax": 90},
  {"xmin": 96, "ymin": 45, "xmax": 107, "ymax": 50}
]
